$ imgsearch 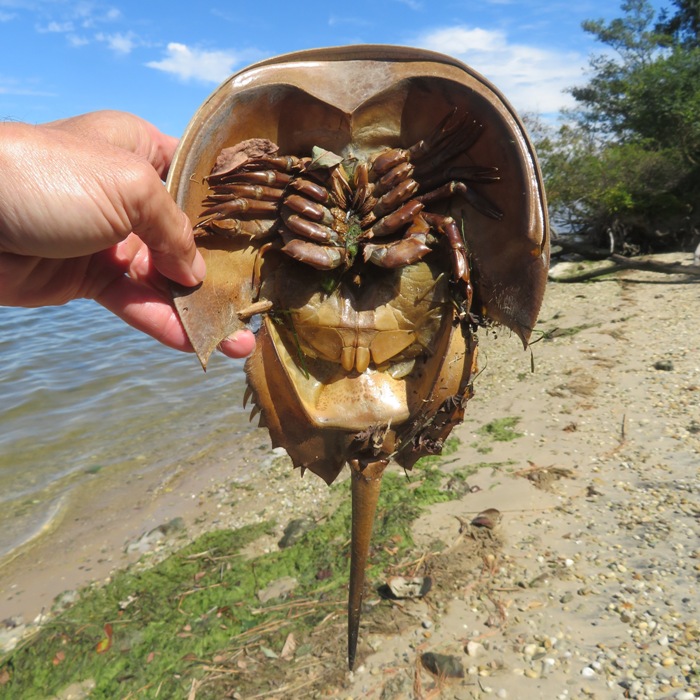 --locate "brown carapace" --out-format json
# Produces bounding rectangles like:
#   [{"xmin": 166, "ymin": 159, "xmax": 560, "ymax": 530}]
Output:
[{"xmin": 168, "ymin": 46, "xmax": 549, "ymax": 670}]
